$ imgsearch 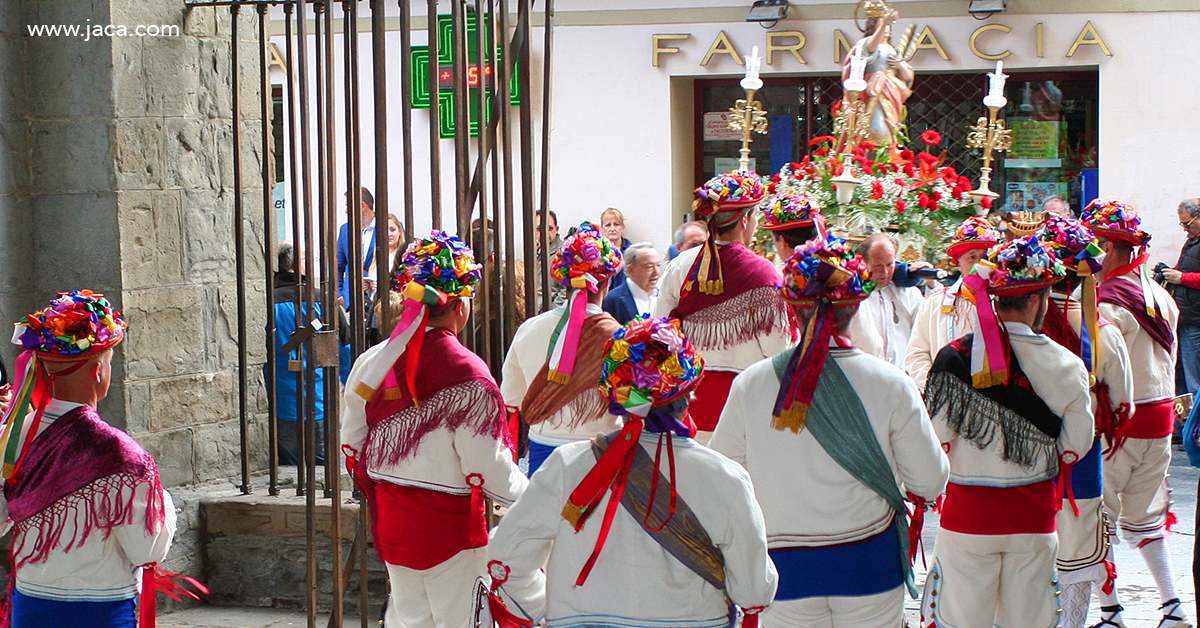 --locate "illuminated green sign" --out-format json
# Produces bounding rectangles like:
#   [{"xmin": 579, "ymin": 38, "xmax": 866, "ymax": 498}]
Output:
[{"xmin": 410, "ymin": 14, "xmax": 521, "ymax": 138}]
